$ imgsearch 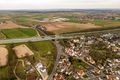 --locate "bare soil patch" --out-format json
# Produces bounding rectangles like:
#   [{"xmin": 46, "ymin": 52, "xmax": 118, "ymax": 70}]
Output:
[
  {"xmin": 41, "ymin": 22, "xmax": 101, "ymax": 31},
  {"xmin": 0, "ymin": 47, "xmax": 8, "ymax": 67},
  {"xmin": 13, "ymin": 44, "xmax": 34, "ymax": 58},
  {"xmin": 0, "ymin": 21, "xmax": 24, "ymax": 29}
]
